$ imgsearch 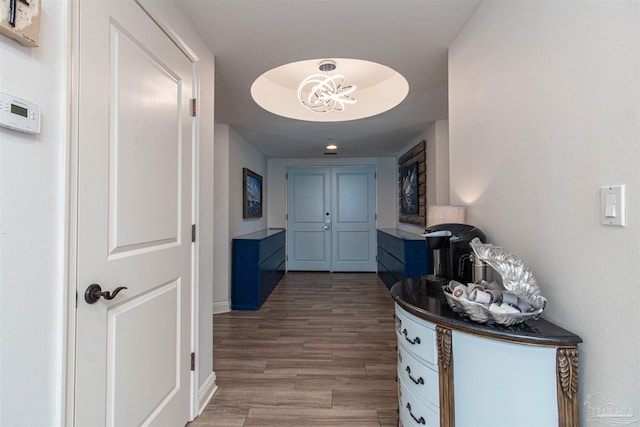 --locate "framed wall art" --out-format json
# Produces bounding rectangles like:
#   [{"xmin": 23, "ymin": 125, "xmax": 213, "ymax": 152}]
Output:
[
  {"xmin": 398, "ymin": 140, "xmax": 426, "ymax": 226},
  {"xmin": 243, "ymin": 168, "xmax": 263, "ymax": 219}
]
